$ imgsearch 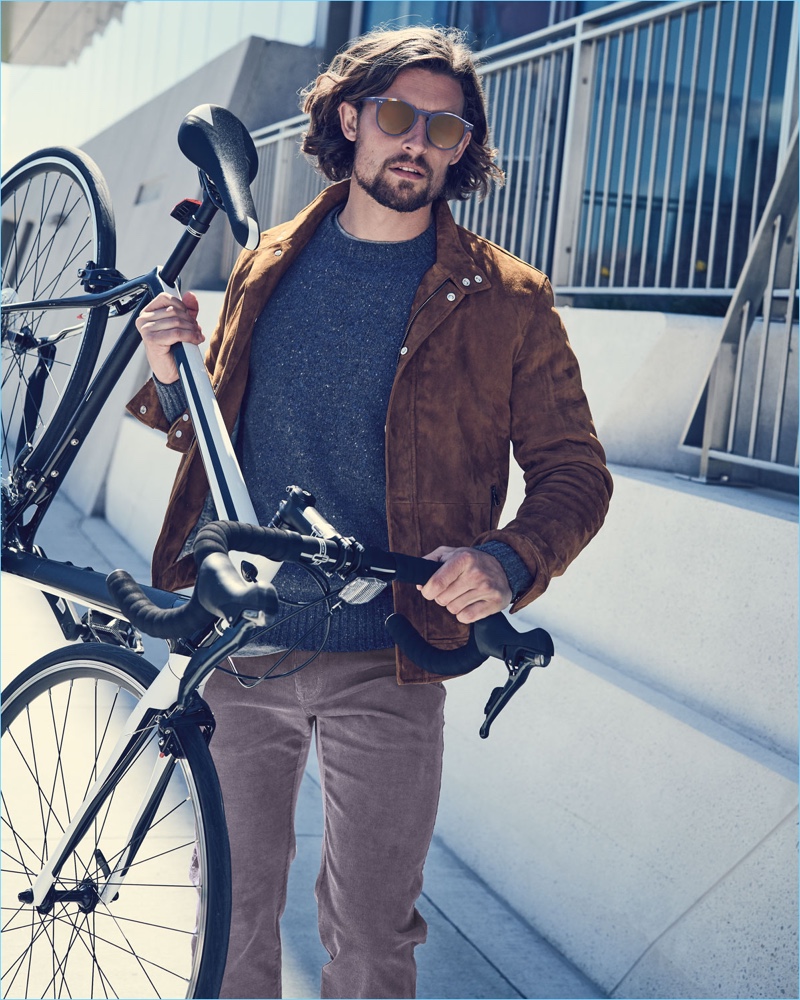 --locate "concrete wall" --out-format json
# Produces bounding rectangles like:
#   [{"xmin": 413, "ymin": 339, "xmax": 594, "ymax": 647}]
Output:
[
  {"xmin": 561, "ymin": 308, "xmax": 723, "ymax": 477},
  {"xmin": 435, "ymin": 465, "xmax": 798, "ymax": 999},
  {"xmin": 59, "ymin": 37, "xmax": 323, "ymax": 519},
  {"xmin": 563, "ymin": 306, "xmax": 799, "ymax": 486}
]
